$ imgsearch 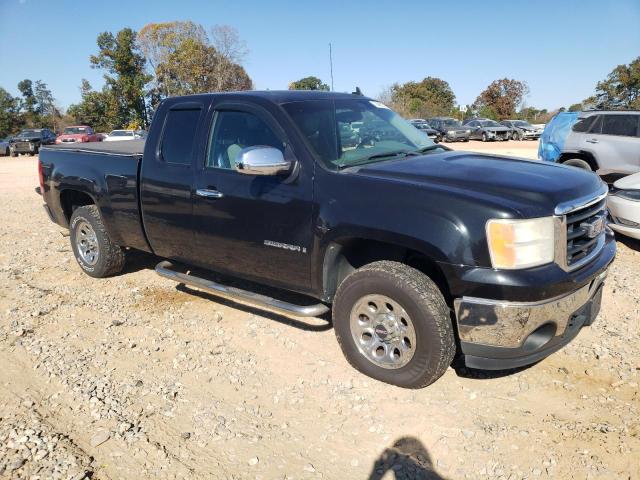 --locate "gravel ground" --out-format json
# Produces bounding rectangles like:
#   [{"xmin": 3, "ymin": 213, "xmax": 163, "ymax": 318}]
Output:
[{"xmin": 0, "ymin": 146, "xmax": 638, "ymax": 480}]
